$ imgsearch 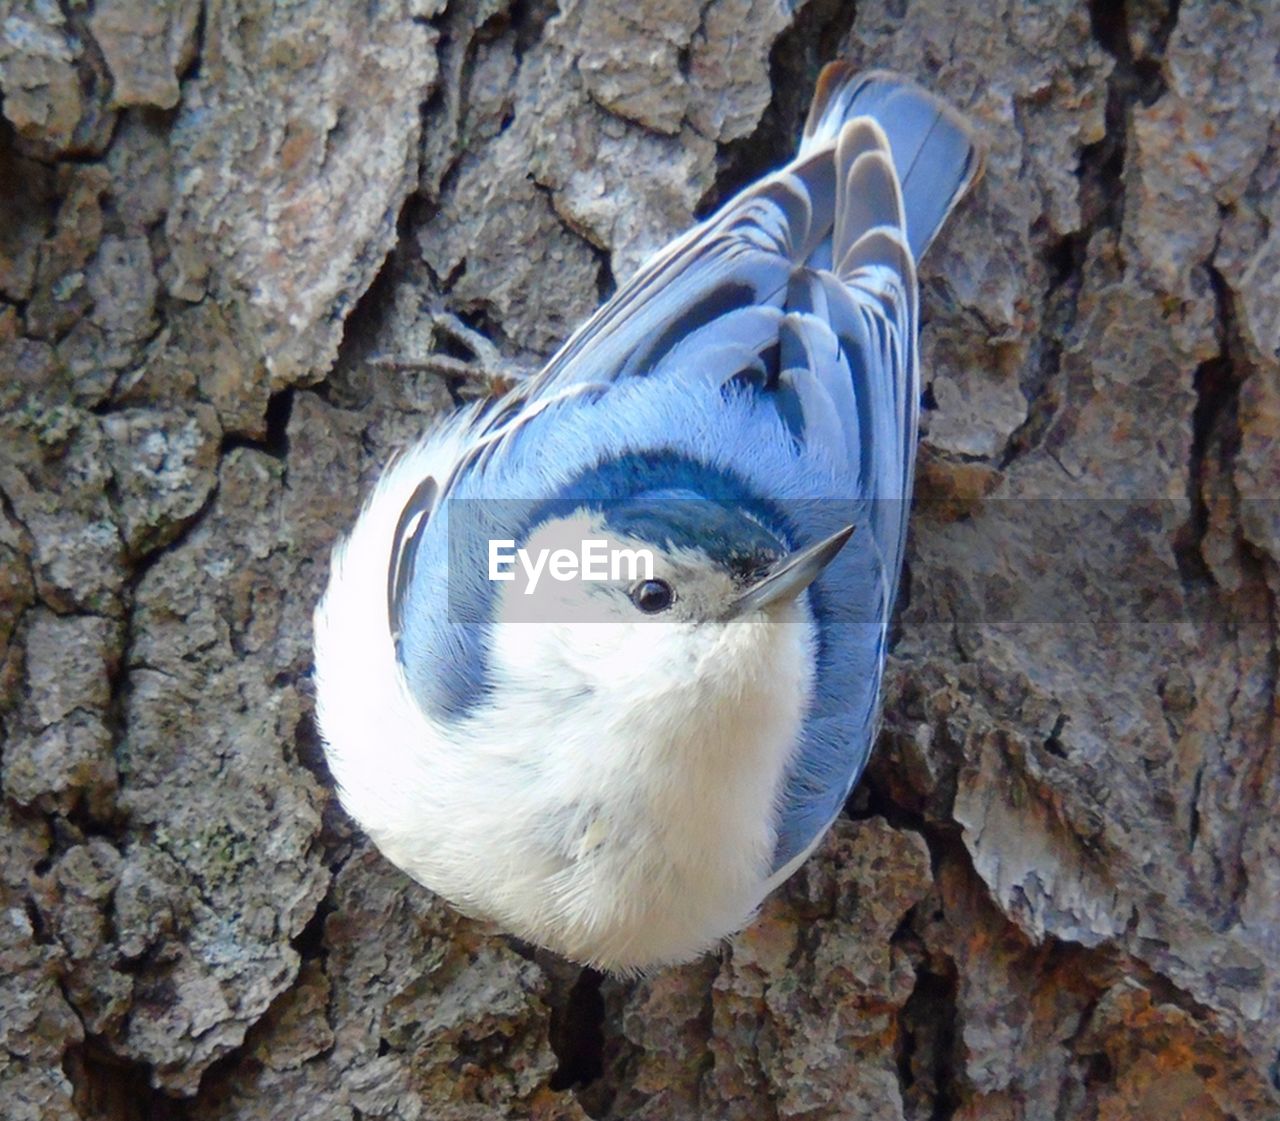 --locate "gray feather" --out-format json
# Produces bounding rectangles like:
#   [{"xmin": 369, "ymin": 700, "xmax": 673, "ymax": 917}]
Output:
[{"xmin": 803, "ymin": 64, "xmax": 983, "ymax": 258}]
